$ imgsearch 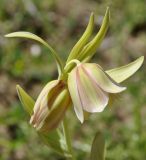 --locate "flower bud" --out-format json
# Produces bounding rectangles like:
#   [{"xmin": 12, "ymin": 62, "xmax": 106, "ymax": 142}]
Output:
[{"xmin": 30, "ymin": 80, "xmax": 71, "ymax": 132}]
